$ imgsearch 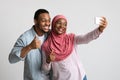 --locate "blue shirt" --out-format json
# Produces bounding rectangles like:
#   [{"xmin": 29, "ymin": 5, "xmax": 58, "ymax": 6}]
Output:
[{"xmin": 9, "ymin": 26, "xmax": 50, "ymax": 80}]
